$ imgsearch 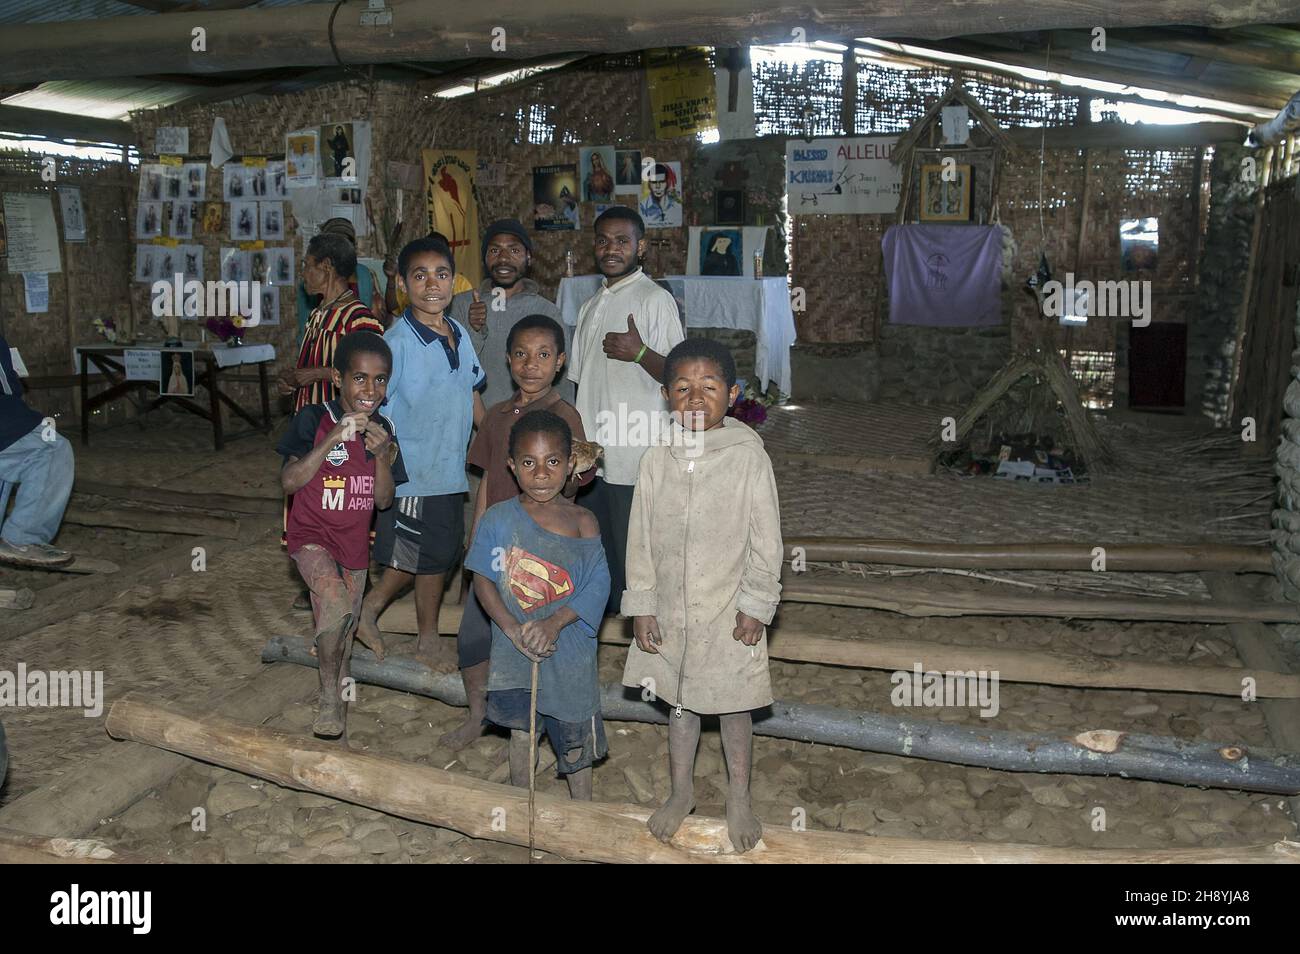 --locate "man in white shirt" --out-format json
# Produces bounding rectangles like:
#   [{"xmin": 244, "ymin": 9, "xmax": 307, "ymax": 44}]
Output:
[{"xmin": 569, "ymin": 207, "xmax": 685, "ymax": 613}]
